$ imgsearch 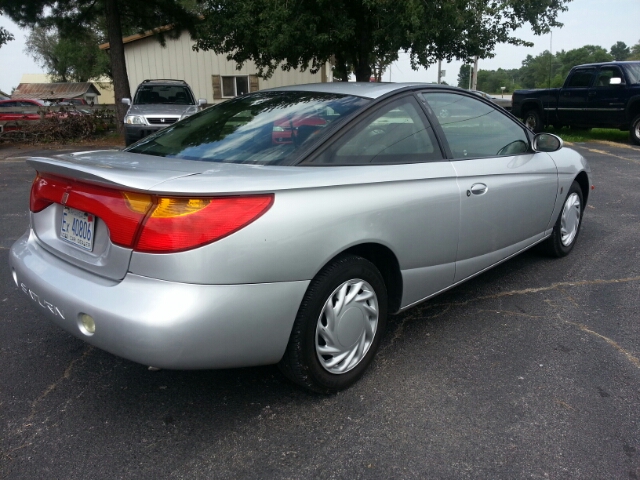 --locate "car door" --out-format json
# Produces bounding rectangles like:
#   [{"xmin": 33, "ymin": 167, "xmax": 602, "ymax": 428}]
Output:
[
  {"xmin": 588, "ymin": 65, "xmax": 627, "ymax": 126},
  {"xmin": 419, "ymin": 91, "xmax": 558, "ymax": 283},
  {"xmin": 557, "ymin": 68, "xmax": 596, "ymax": 126},
  {"xmin": 306, "ymin": 94, "xmax": 460, "ymax": 307}
]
